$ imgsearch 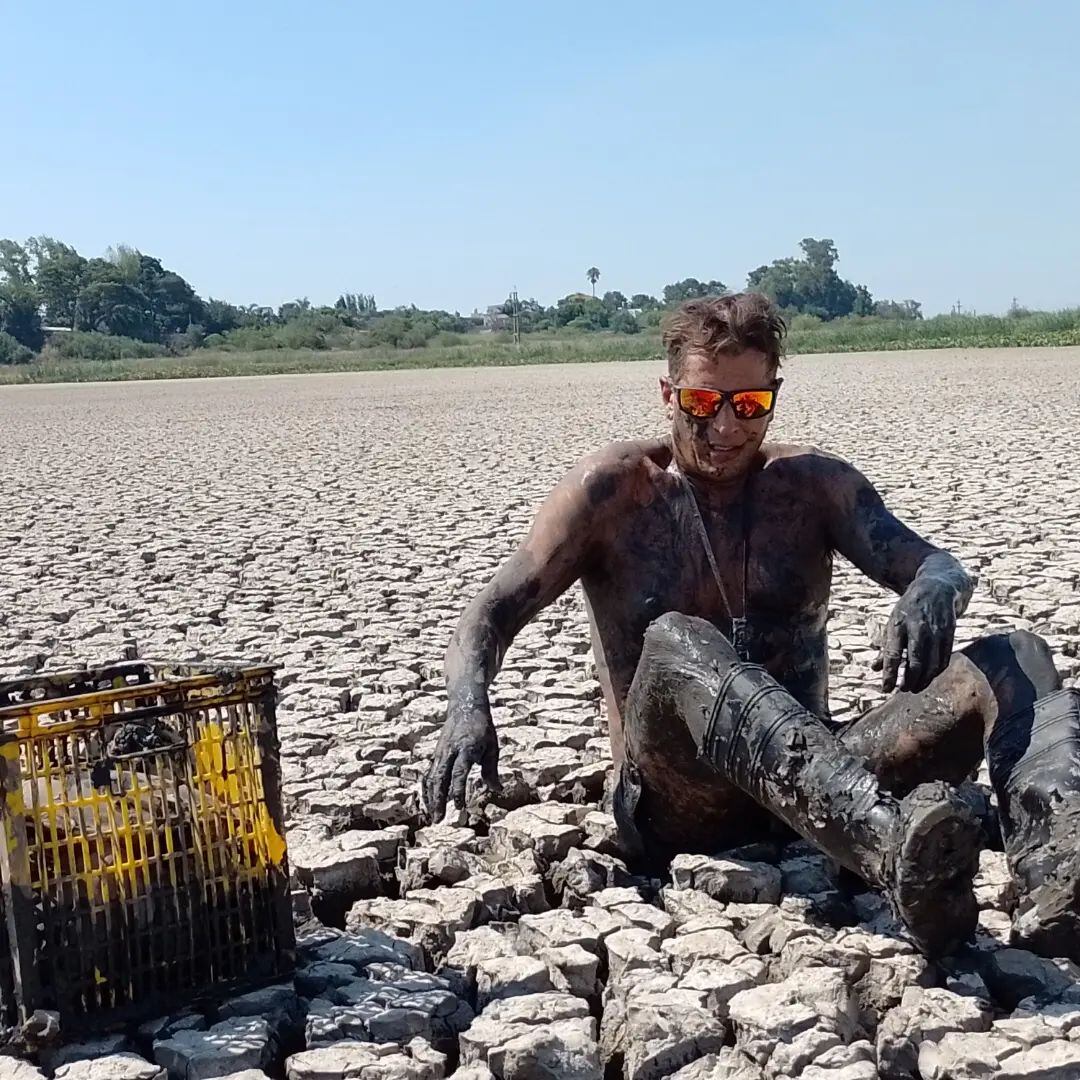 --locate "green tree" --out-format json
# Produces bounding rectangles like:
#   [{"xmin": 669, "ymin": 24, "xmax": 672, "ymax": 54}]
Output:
[
  {"xmin": 746, "ymin": 260, "xmax": 800, "ymax": 308},
  {"xmin": 204, "ymin": 298, "xmax": 243, "ymax": 335},
  {"xmin": 0, "ymin": 239, "xmax": 31, "ymax": 284},
  {"xmin": 799, "ymin": 238, "xmax": 838, "ymax": 272},
  {"xmin": 335, "ymin": 292, "xmax": 377, "ymax": 316},
  {"xmin": 26, "ymin": 237, "xmax": 87, "ymax": 327},
  {"xmin": 557, "ymin": 293, "xmax": 608, "ymax": 328},
  {"xmin": 107, "ymin": 243, "xmax": 142, "ymax": 283},
  {"xmin": 609, "ymin": 310, "xmax": 640, "ymax": 334},
  {"xmin": 793, "ymin": 238, "xmax": 856, "ymax": 319},
  {"xmin": 73, "ymin": 257, "xmax": 122, "ymax": 331},
  {"xmin": 119, "ymin": 254, "xmax": 206, "ymax": 338},
  {"xmin": 586, "ymin": 266, "xmax": 600, "ymax": 297},
  {"xmin": 852, "ymin": 284, "xmax": 875, "ymax": 317},
  {"xmin": 747, "ymin": 239, "xmax": 866, "ymax": 321},
  {"xmin": 0, "ymin": 282, "xmax": 44, "ymax": 351},
  {"xmin": 67, "ymin": 251, "xmax": 204, "ymax": 342},
  {"xmin": 278, "ymin": 298, "xmax": 312, "ymax": 322},
  {"xmin": 145, "ymin": 269, "xmax": 205, "ymax": 337},
  {"xmin": 662, "ymin": 278, "xmax": 728, "ymax": 306},
  {"xmin": 601, "ymin": 290, "xmax": 628, "ymax": 312},
  {"xmin": 630, "ymin": 293, "xmax": 659, "ymax": 310},
  {"xmin": 75, "ymin": 280, "xmax": 155, "ymax": 340}
]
